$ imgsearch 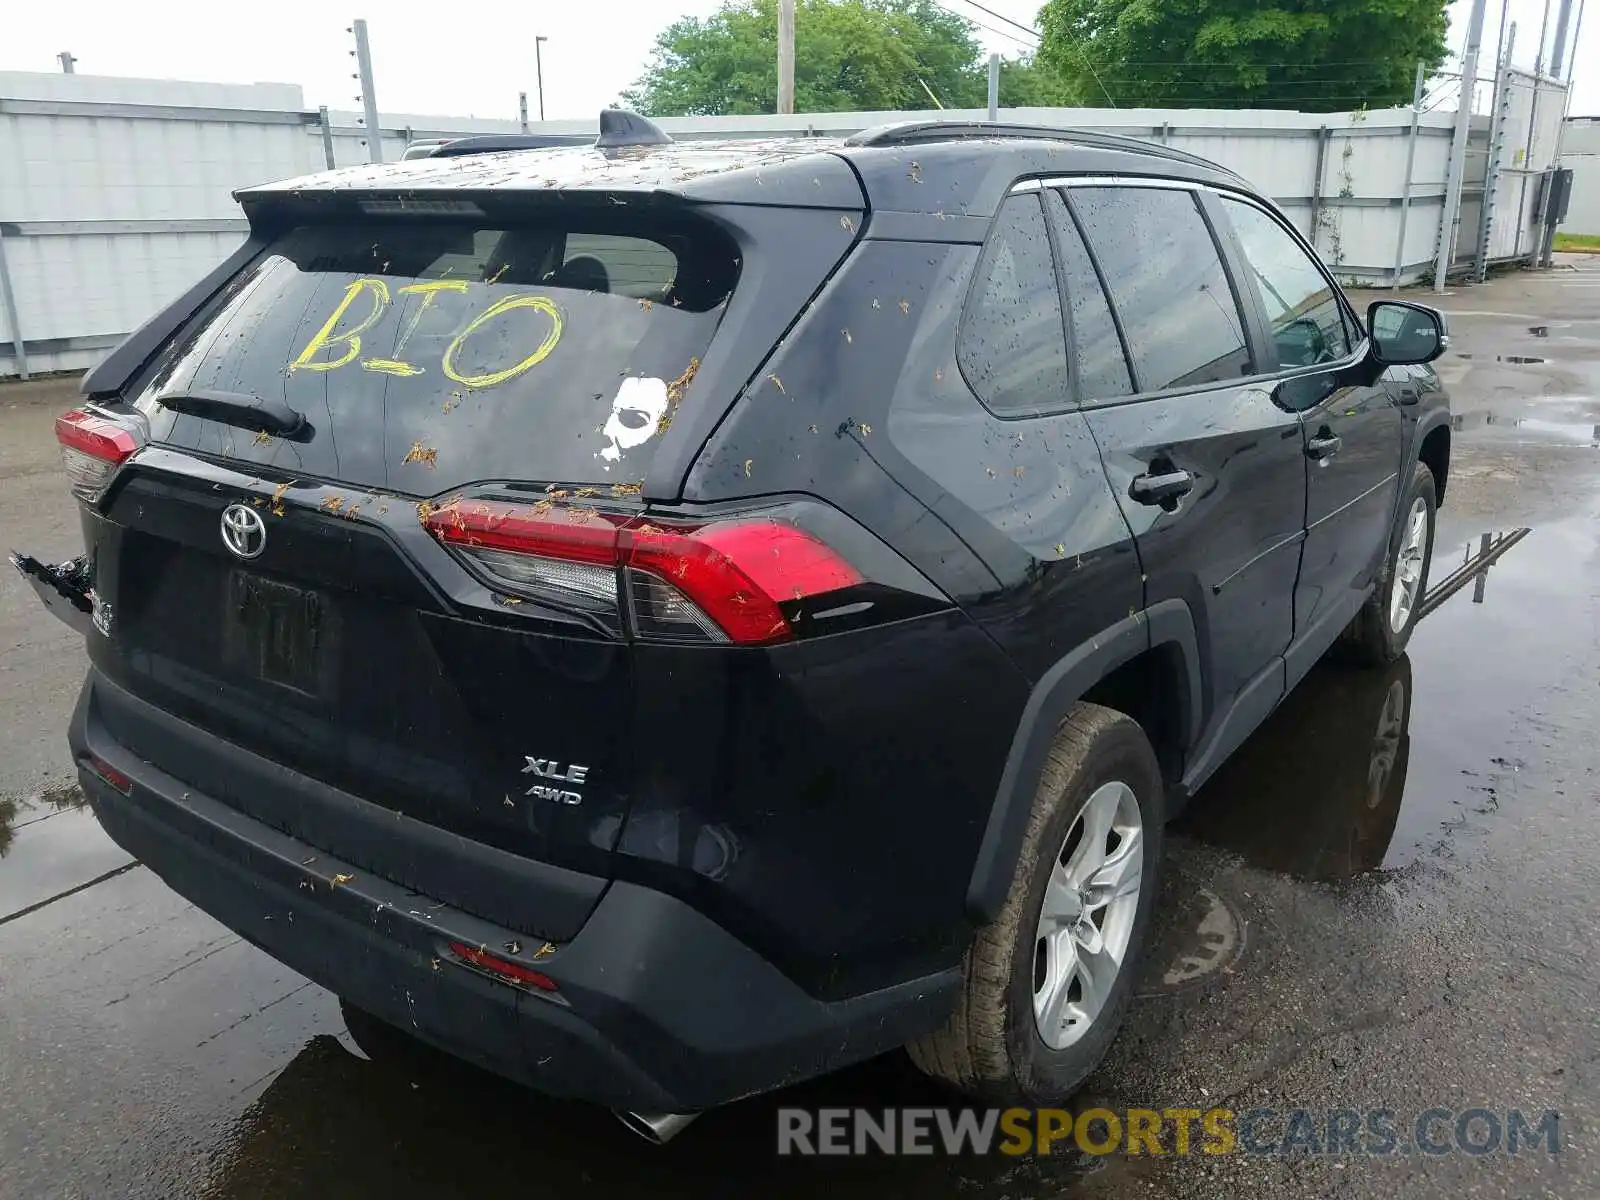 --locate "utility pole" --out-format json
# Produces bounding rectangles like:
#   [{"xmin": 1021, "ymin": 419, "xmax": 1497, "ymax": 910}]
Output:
[
  {"xmin": 987, "ymin": 53, "xmax": 1000, "ymax": 120},
  {"xmin": 778, "ymin": 0, "xmax": 796, "ymax": 115},
  {"xmin": 519, "ymin": 92, "xmax": 530, "ymax": 134},
  {"xmin": 350, "ymin": 19, "xmax": 383, "ymax": 163},
  {"xmin": 1435, "ymin": 0, "xmax": 1489, "ymax": 292},
  {"xmin": 1550, "ymin": 0, "xmax": 1576, "ymax": 75},
  {"xmin": 535, "ymin": 36, "xmax": 548, "ymax": 121},
  {"xmin": 57, "ymin": 51, "xmax": 77, "ymax": 73}
]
